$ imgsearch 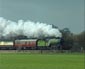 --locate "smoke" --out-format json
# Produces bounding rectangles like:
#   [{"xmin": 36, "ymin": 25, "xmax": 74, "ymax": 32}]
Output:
[{"xmin": 0, "ymin": 17, "xmax": 62, "ymax": 39}]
